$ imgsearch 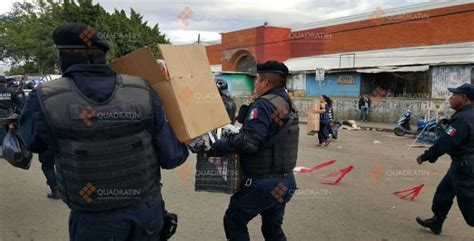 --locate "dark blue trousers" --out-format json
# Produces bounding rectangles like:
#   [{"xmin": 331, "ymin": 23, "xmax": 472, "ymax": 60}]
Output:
[
  {"xmin": 69, "ymin": 200, "xmax": 165, "ymax": 241},
  {"xmin": 431, "ymin": 160, "xmax": 474, "ymax": 226},
  {"xmin": 38, "ymin": 151, "xmax": 57, "ymax": 186},
  {"xmin": 224, "ymin": 175, "xmax": 296, "ymax": 241}
]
